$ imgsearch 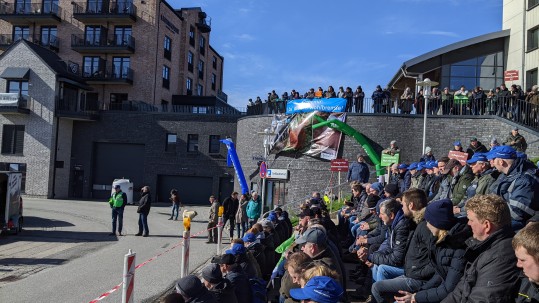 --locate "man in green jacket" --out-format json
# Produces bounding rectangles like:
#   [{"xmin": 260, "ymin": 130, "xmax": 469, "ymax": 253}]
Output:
[
  {"xmin": 442, "ymin": 159, "xmax": 474, "ymax": 206},
  {"xmin": 109, "ymin": 185, "xmax": 127, "ymax": 236}
]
